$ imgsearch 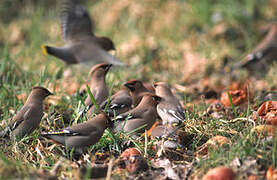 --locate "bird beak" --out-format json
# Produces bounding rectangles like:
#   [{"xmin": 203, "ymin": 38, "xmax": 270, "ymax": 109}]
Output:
[{"xmin": 105, "ymin": 64, "xmax": 112, "ymax": 72}]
